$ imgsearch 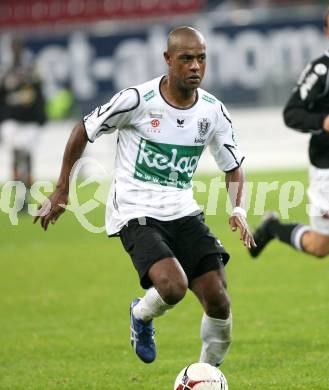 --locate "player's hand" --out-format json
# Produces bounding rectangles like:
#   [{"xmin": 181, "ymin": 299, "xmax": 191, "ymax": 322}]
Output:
[
  {"xmin": 229, "ymin": 213, "xmax": 256, "ymax": 249},
  {"xmin": 33, "ymin": 189, "xmax": 68, "ymax": 231}
]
